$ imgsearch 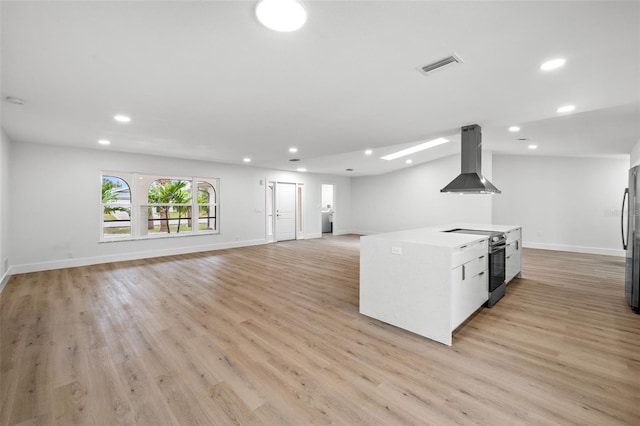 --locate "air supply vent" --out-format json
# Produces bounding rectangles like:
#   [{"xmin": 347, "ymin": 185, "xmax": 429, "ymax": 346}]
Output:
[{"xmin": 417, "ymin": 53, "xmax": 463, "ymax": 76}]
